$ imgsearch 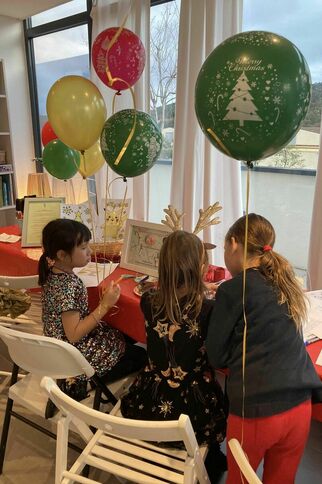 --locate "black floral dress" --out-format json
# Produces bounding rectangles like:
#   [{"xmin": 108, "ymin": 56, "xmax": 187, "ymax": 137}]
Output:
[
  {"xmin": 42, "ymin": 271, "xmax": 125, "ymax": 377},
  {"xmin": 121, "ymin": 291, "xmax": 227, "ymax": 445}
]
